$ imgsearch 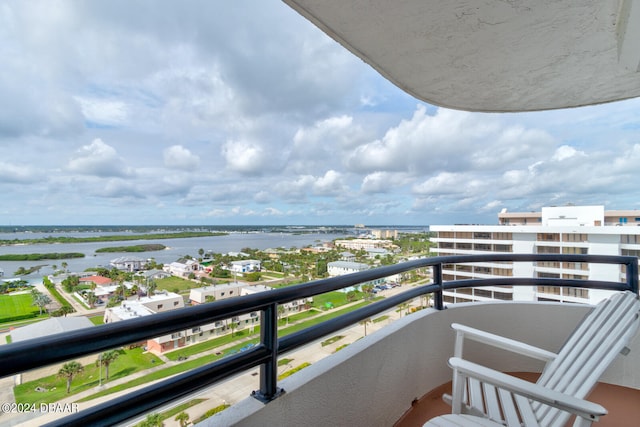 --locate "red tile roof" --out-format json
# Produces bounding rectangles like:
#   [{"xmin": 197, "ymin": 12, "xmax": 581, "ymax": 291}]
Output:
[{"xmin": 79, "ymin": 275, "xmax": 112, "ymax": 286}]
